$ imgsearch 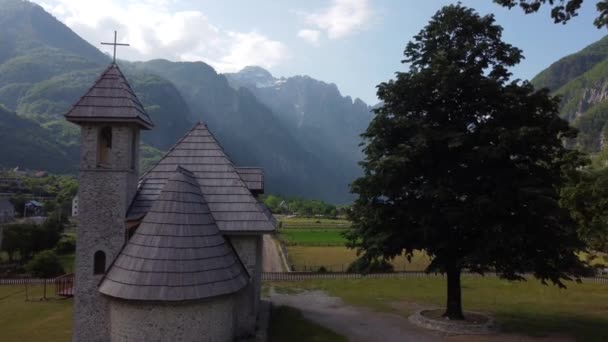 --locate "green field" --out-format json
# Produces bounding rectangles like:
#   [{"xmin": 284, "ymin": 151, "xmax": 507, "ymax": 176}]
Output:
[
  {"xmin": 287, "ymin": 246, "xmax": 431, "ymax": 272},
  {"xmin": 279, "ymin": 229, "xmax": 348, "ymax": 246},
  {"xmin": 270, "ymin": 277, "xmax": 608, "ymax": 341},
  {"xmin": 277, "ymin": 216, "xmax": 350, "ymax": 247},
  {"xmin": 0, "ymin": 285, "xmax": 72, "ymax": 342},
  {"xmin": 0, "ymin": 285, "xmax": 346, "ymax": 342},
  {"xmin": 269, "ymin": 306, "xmax": 347, "ymax": 341}
]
